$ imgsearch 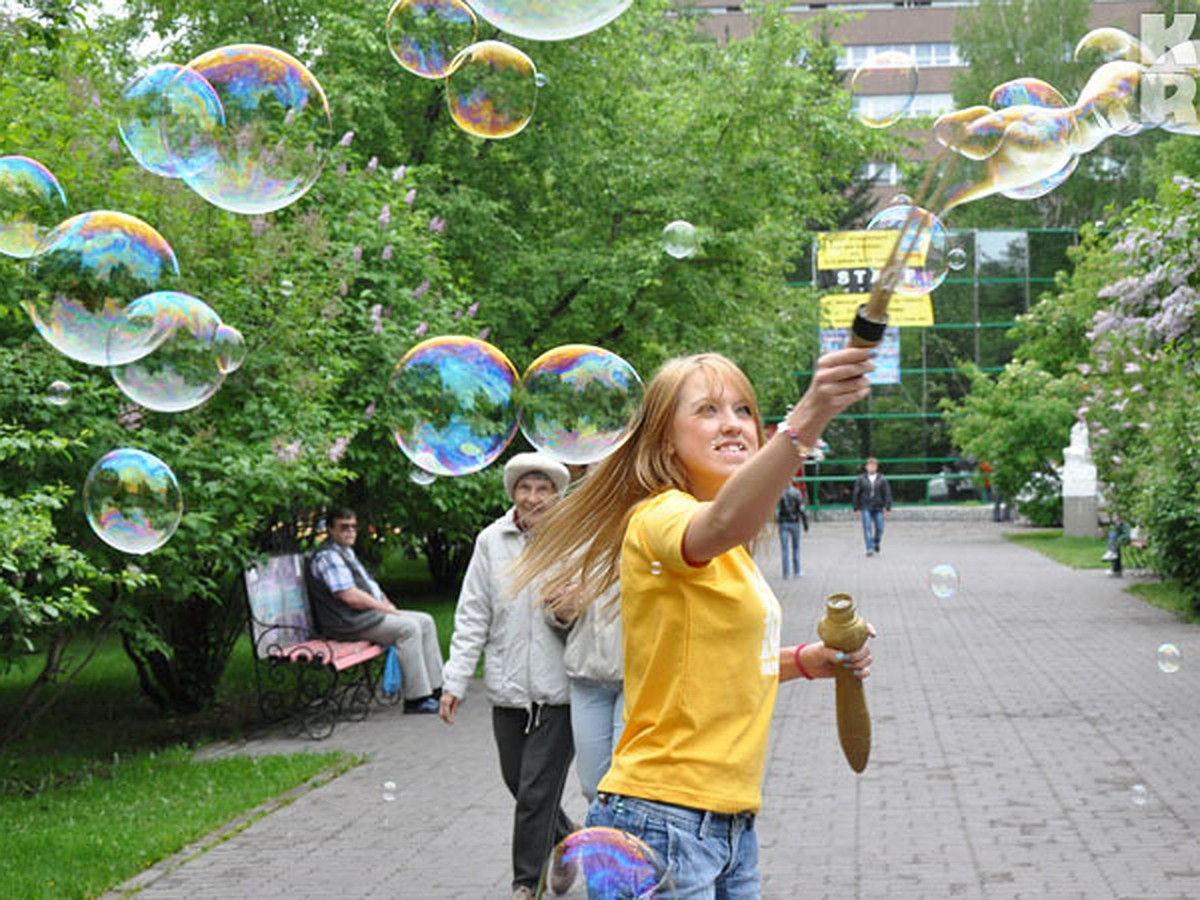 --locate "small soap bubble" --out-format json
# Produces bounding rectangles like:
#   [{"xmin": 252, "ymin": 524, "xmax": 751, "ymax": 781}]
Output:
[
  {"xmin": 110, "ymin": 292, "xmax": 227, "ymax": 413},
  {"xmin": 83, "ymin": 448, "xmax": 183, "ymax": 555},
  {"xmin": 866, "ymin": 204, "xmax": 948, "ymax": 296},
  {"xmin": 947, "ymin": 246, "xmax": 969, "ymax": 271},
  {"xmin": 890, "ymin": 193, "xmax": 913, "ymax": 207},
  {"xmin": 410, "ymin": 468, "xmax": 438, "ymax": 486},
  {"xmin": 45, "ymin": 380, "xmax": 72, "ymax": 407},
  {"xmin": 535, "ymin": 72, "xmax": 548, "ymax": 88},
  {"xmin": 388, "ymin": 335, "xmax": 520, "ymax": 477},
  {"xmin": 0, "ymin": 155, "xmax": 68, "ymax": 258},
  {"xmin": 1131, "ymin": 784, "xmax": 1149, "ymax": 806},
  {"xmin": 850, "ymin": 50, "xmax": 918, "ymax": 129},
  {"xmin": 213, "ymin": 324, "xmax": 247, "ymax": 374},
  {"xmin": 1156, "ymin": 642, "xmax": 1181, "ymax": 673},
  {"xmin": 649, "ymin": 561, "xmax": 663, "ymax": 576},
  {"xmin": 928, "ymin": 563, "xmax": 960, "ymax": 599},
  {"xmin": 519, "ymin": 345, "xmax": 643, "ymax": 465},
  {"xmin": 382, "ymin": 780, "xmax": 397, "ymax": 802},
  {"xmin": 25, "ymin": 210, "xmax": 180, "ymax": 367},
  {"xmin": 536, "ymin": 826, "xmax": 673, "ymax": 899},
  {"xmin": 446, "ymin": 40, "xmax": 539, "ymax": 139},
  {"xmin": 387, "ymin": 0, "xmax": 478, "ymax": 80},
  {"xmin": 118, "ymin": 63, "xmax": 223, "ymax": 180},
  {"xmin": 662, "ymin": 219, "xmax": 699, "ymax": 259},
  {"xmin": 170, "ymin": 44, "xmax": 332, "ymax": 214},
  {"xmin": 467, "ymin": 1, "xmax": 630, "ymax": 41}
]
